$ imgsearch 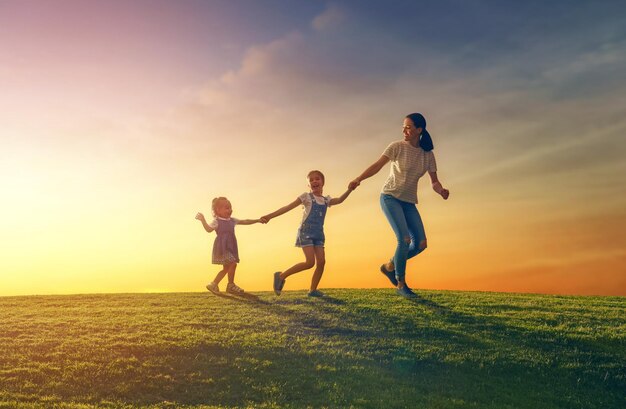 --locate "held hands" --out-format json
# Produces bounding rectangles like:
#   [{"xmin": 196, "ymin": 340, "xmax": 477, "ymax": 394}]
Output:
[
  {"xmin": 195, "ymin": 211, "xmax": 269, "ymax": 225},
  {"xmin": 250, "ymin": 180, "xmax": 360, "ymax": 225}
]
